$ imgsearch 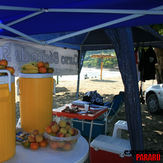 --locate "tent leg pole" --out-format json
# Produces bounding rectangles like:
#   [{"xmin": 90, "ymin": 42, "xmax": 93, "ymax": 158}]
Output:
[
  {"xmin": 76, "ymin": 72, "xmax": 80, "ymax": 99},
  {"xmin": 76, "ymin": 49, "xmax": 86, "ymax": 99},
  {"xmin": 105, "ymin": 28, "xmax": 144, "ymax": 163},
  {"xmin": 56, "ymin": 75, "xmax": 59, "ymax": 84},
  {"xmin": 76, "ymin": 50, "xmax": 81, "ymax": 99}
]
